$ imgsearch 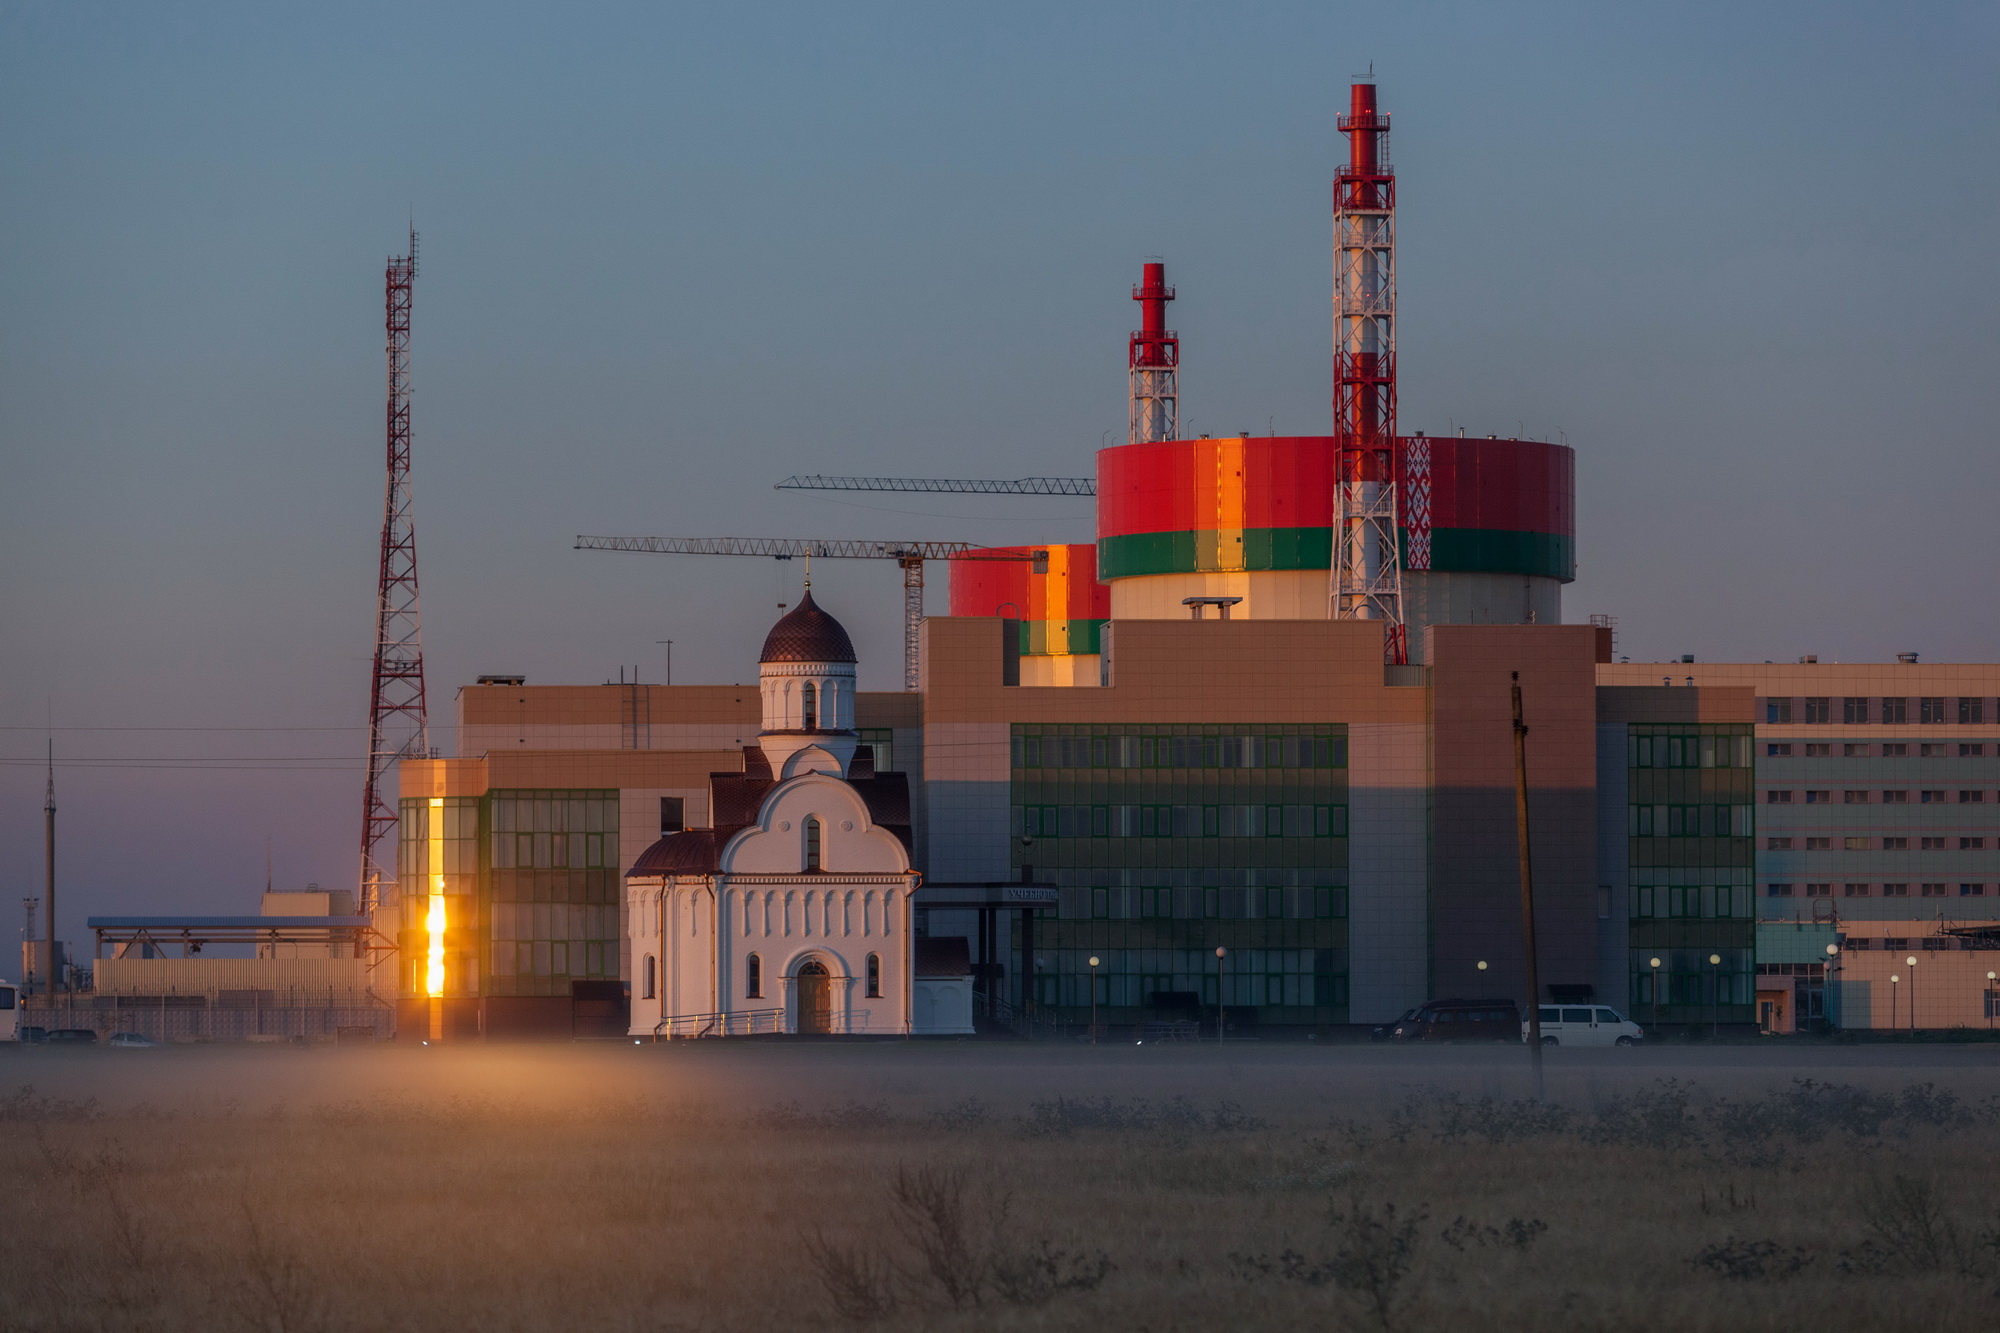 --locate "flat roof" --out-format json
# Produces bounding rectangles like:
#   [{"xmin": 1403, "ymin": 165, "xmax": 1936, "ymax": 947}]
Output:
[{"xmin": 87, "ymin": 916, "xmax": 371, "ymax": 930}]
